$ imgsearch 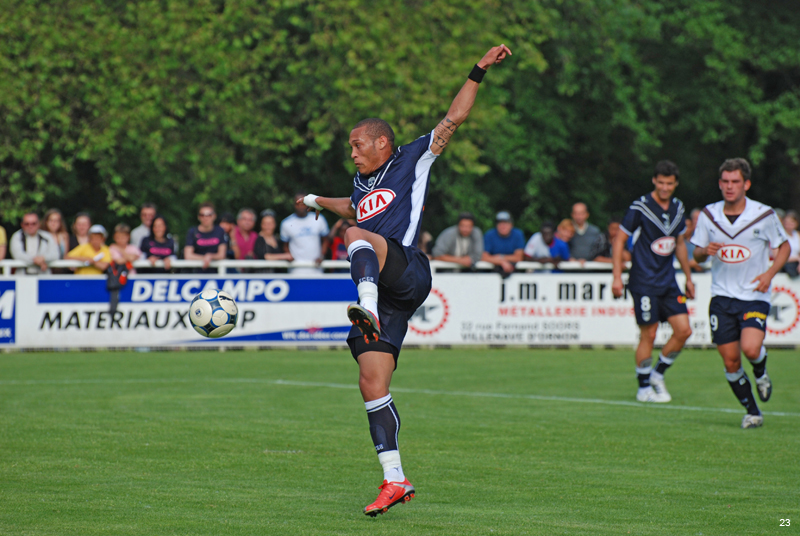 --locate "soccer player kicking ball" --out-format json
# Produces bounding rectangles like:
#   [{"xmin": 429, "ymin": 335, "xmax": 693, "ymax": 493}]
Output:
[
  {"xmin": 298, "ymin": 44, "xmax": 512, "ymax": 516},
  {"xmin": 691, "ymin": 158, "xmax": 790, "ymax": 429},
  {"xmin": 612, "ymin": 161, "xmax": 695, "ymax": 403}
]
